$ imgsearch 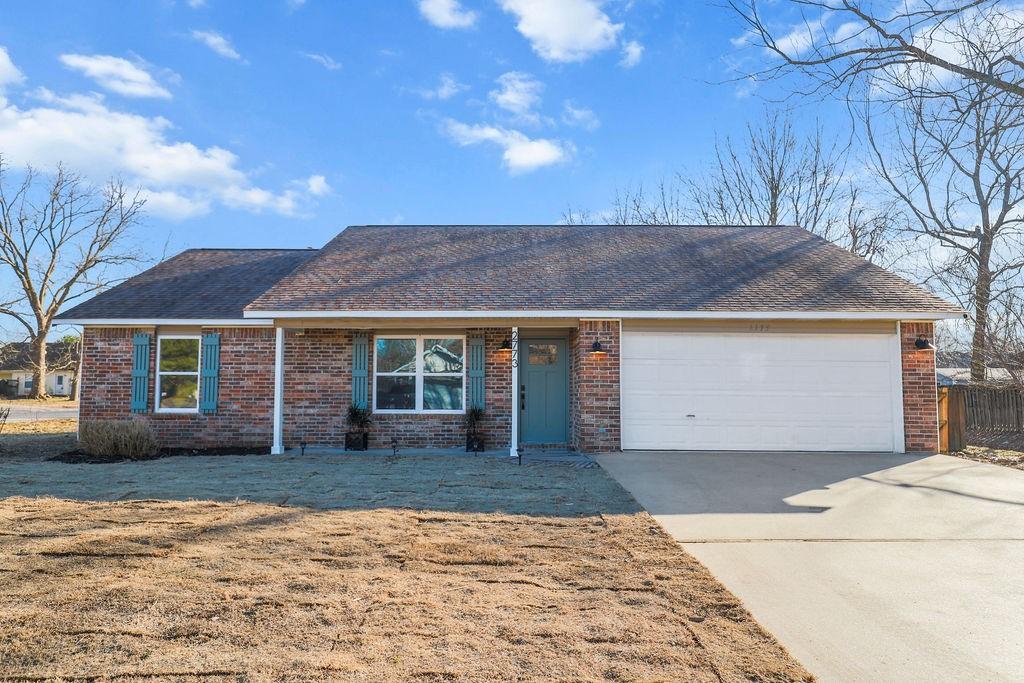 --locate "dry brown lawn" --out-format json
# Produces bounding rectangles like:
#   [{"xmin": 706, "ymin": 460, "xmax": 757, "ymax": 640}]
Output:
[
  {"xmin": 0, "ymin": 495, "xmax": 811, "ymax": 682},
  {"xmin": 0, "ymin": 397, "xmax": 77, "ymax": 405},
  {"xmin": 954, "ymin": 445, "xmax": 1024, "ymax": 471},
  {"xmin": 0, "ymin": 419, "xmax": 76, "ymax": 461}
]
